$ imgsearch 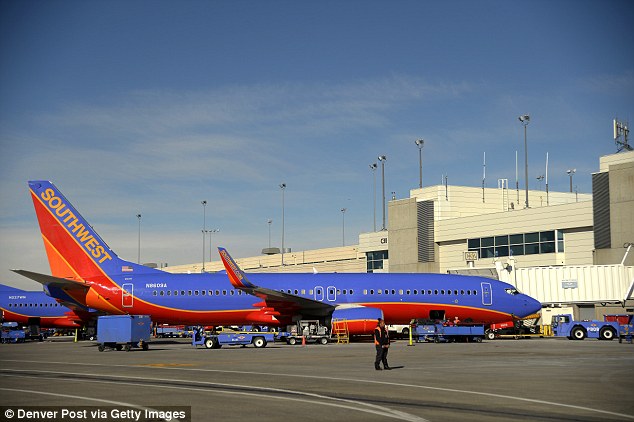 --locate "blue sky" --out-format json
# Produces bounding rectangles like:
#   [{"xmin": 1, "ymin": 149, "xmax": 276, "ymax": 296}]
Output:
[{"xmin": 1, "ymin": 1, "xmax": 633, "ymax": 289}]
